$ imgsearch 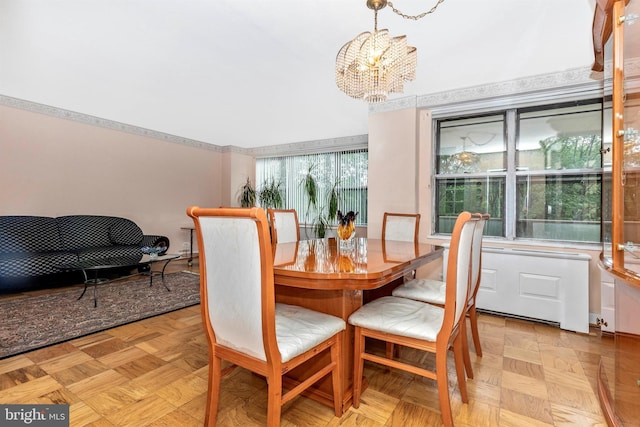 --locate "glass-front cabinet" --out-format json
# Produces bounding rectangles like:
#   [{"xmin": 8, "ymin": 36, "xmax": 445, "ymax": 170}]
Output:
[
  {"xmin": 594, "ymin": 0, "xmax": 640, "ymax": 425},
  {"xmin": 600, "ymin": 0, "xmax": 640, "ymax": 279}
]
